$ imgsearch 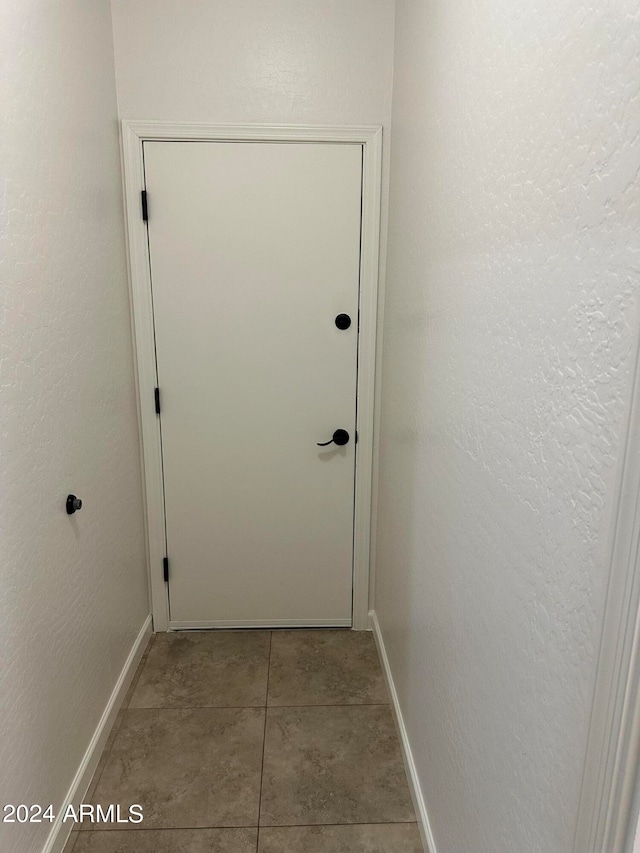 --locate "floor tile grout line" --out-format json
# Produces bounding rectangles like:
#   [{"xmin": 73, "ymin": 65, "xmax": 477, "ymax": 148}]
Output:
[
  {"xmin": 256, "ymin": 630, "xmax": 273, "ymax": 850},
  {"xmin": 267, "ymin": 702, "xmax": 390, "ymax": 709},
  {"xmin": 259, "ymin": 820, "xmax": 421, "ymax": 827},
  {"xmin": 75, "ymin": 820, "xmax": 420, "ymax": 833},
  {"xmin": 124, "ymin": 702, "xmax": 391, "ymax": 711}
]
